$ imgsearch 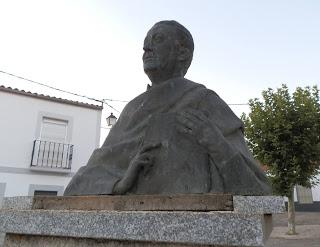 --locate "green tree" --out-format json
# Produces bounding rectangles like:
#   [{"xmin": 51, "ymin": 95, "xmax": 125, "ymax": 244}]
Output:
[{"xmin": 241, "ymin": 84, "xmax": 320, "ymax": 235}]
